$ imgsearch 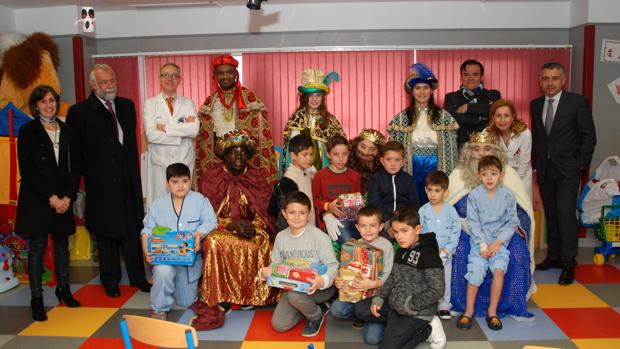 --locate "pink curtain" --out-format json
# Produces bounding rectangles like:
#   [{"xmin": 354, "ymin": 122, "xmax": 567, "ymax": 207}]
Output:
[
  {"xmin": 144, "ymin": 55, "xmax": 220, "ymax": 109},
  {"xmin": 416, "ymin": 48, "xmax": 572, "ymax": 127},
  {"xmin": 242, "ymin": 51, "xmax": 414, "ymax": 145},
  {"xmin": 94, "ymin": 56, "xmax": 143, "ymax": 154}
]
